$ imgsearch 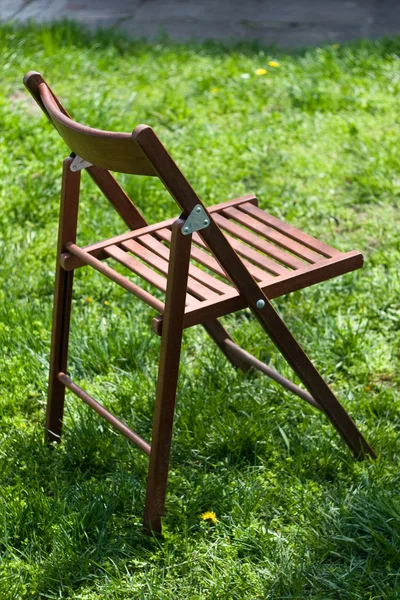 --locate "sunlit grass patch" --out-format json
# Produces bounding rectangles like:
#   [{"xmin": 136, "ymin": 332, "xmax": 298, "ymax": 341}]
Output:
[{"xmin": 0, "ymin": 22, "xmax": 399, "ymax": 599}]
